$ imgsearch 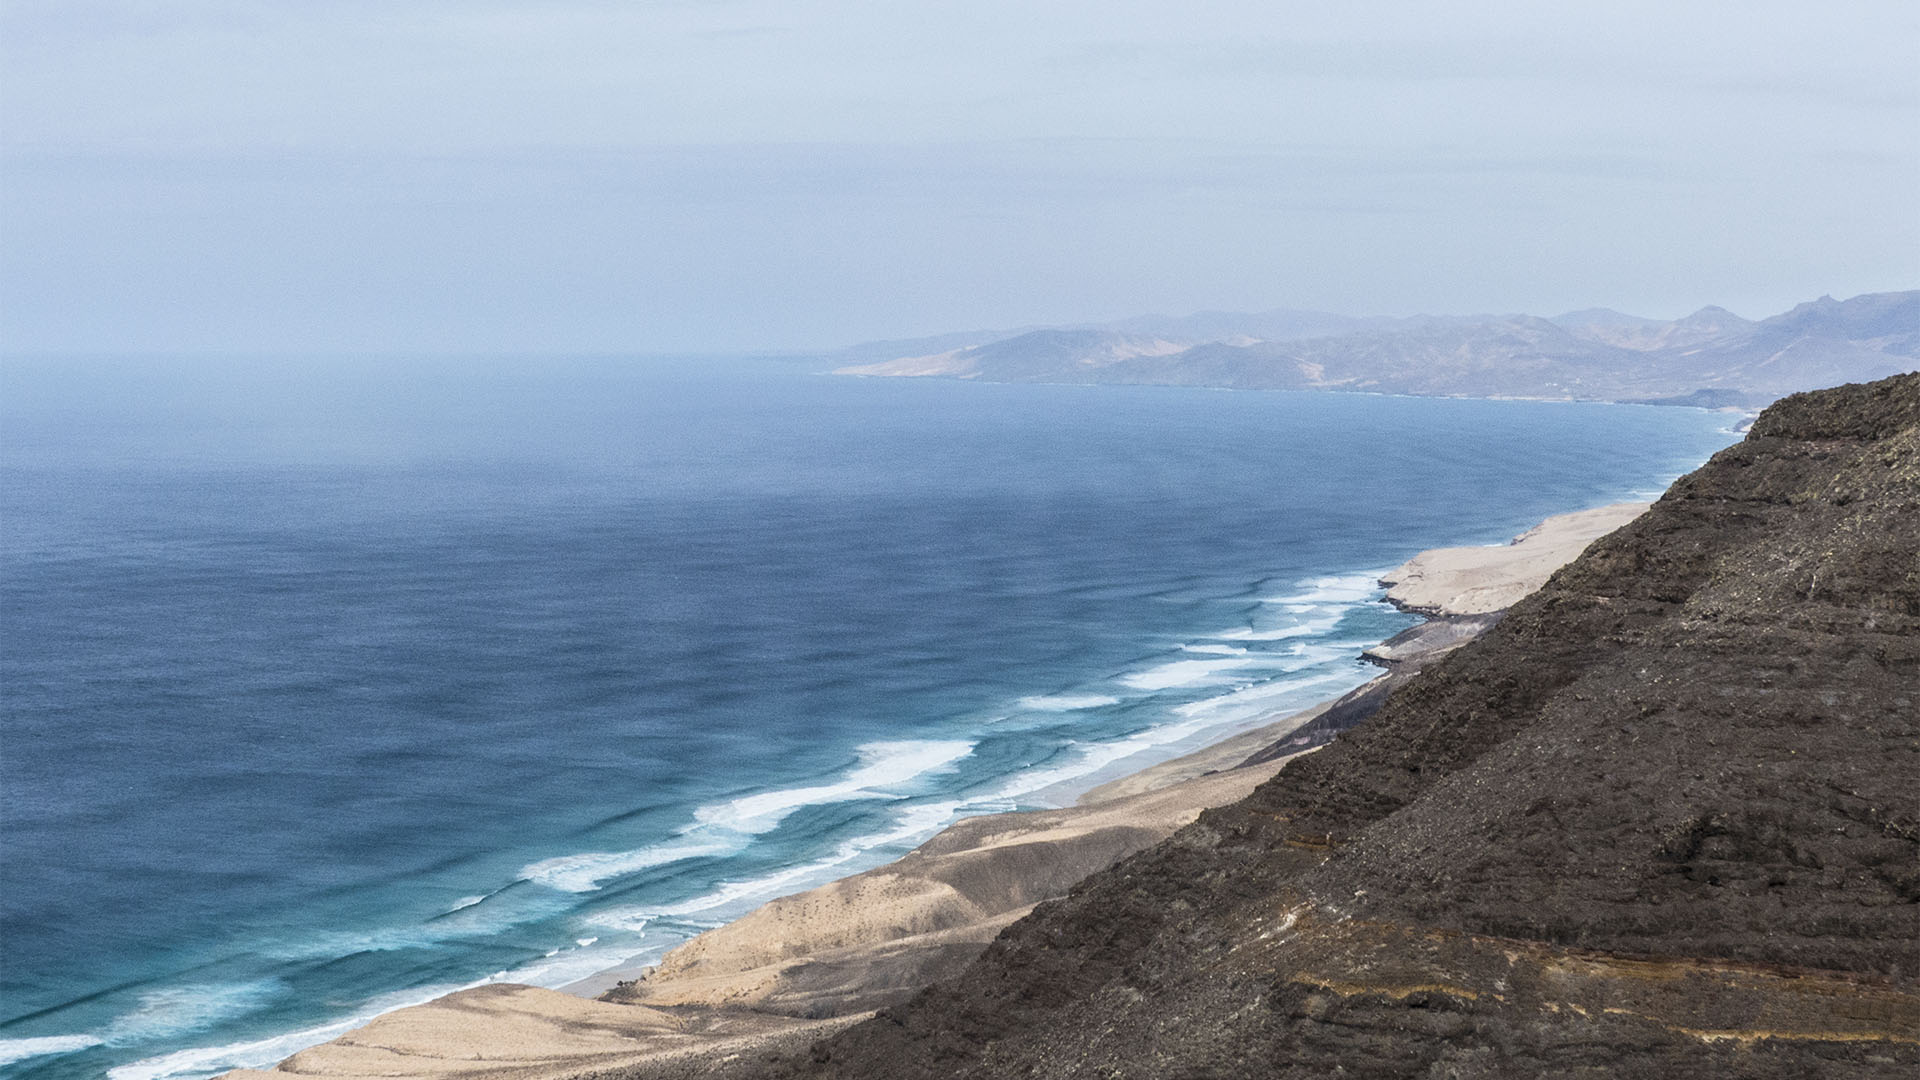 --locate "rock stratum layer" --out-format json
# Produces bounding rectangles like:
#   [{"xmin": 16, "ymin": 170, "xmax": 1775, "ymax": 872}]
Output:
[{"xmin": 752, "ymin": 374, "xmax": 1920, "ymax": 1078}]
